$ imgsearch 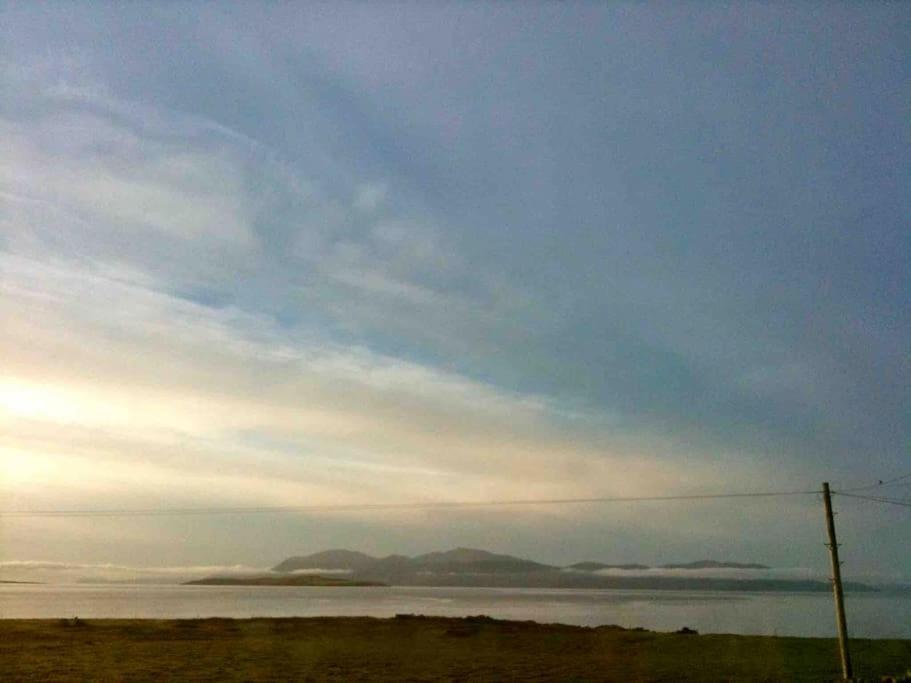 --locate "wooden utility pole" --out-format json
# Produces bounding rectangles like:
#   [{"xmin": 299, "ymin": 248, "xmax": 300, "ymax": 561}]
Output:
[{"xmin": 822, "ymin": 482, "xmax": 853, "ymax": 681}]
